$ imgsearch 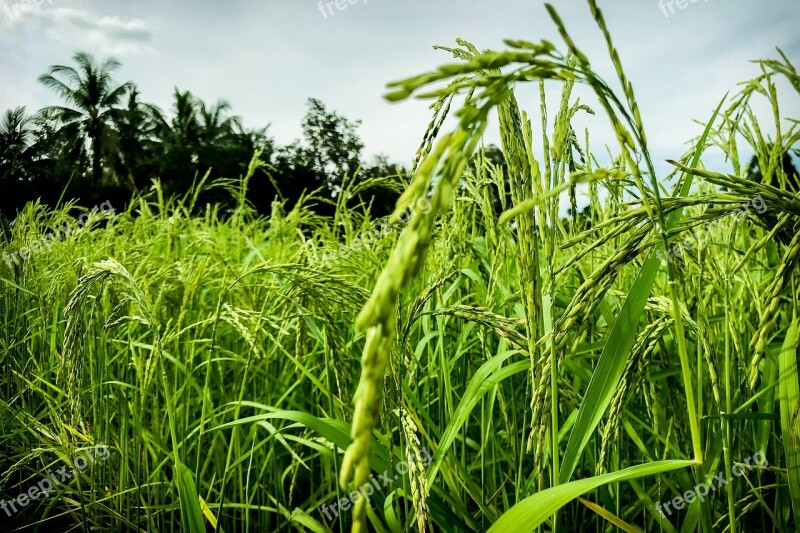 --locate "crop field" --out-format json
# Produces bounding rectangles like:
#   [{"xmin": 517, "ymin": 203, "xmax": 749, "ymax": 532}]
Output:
[{"xmin": 1, "ymin": 2, "xmax": 800, "ymax": 532}]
